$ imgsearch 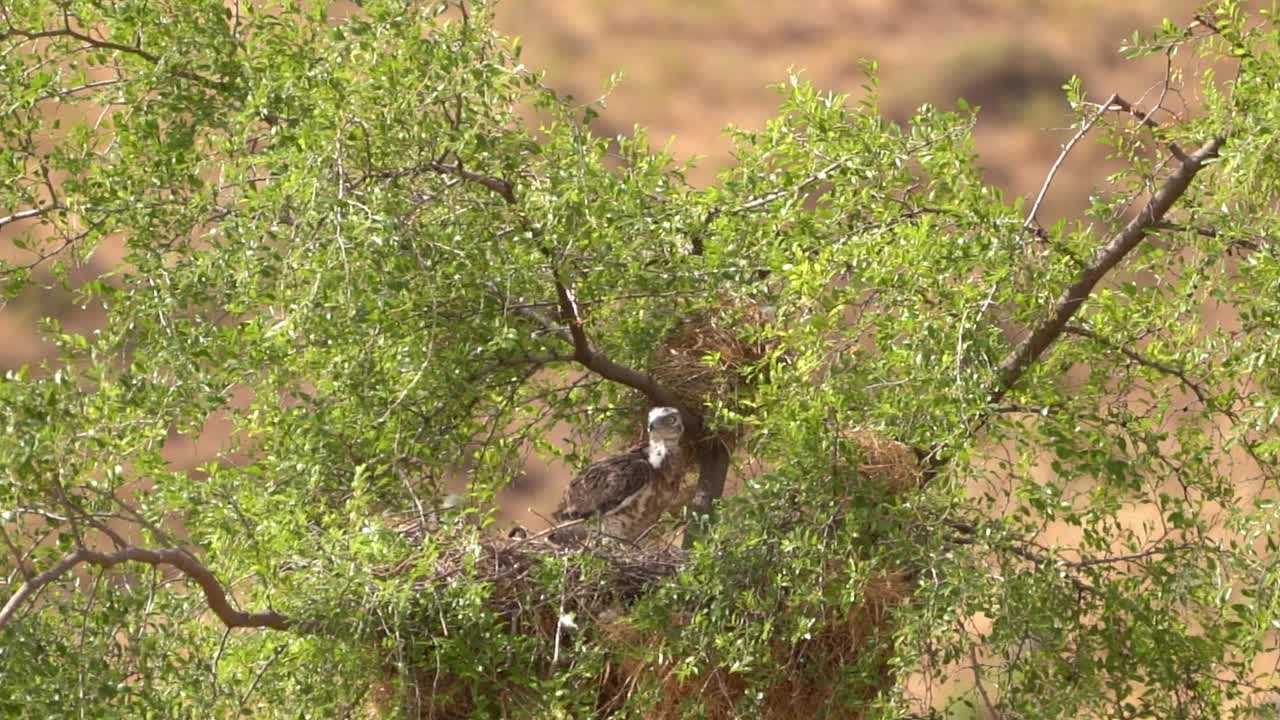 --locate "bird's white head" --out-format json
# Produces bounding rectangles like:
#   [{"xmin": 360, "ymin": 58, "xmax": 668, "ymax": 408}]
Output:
[{"xmin": 647, "ymin": 406, "xmax": 684, "ymax": 443}]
